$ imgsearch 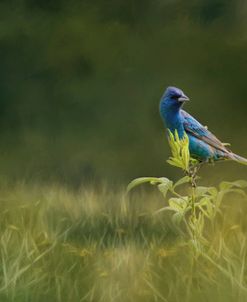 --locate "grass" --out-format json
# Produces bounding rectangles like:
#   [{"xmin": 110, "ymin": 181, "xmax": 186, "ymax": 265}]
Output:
[{"xmin": 0, "ymin": 182, "xmax": 247, "ymax": 301}]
